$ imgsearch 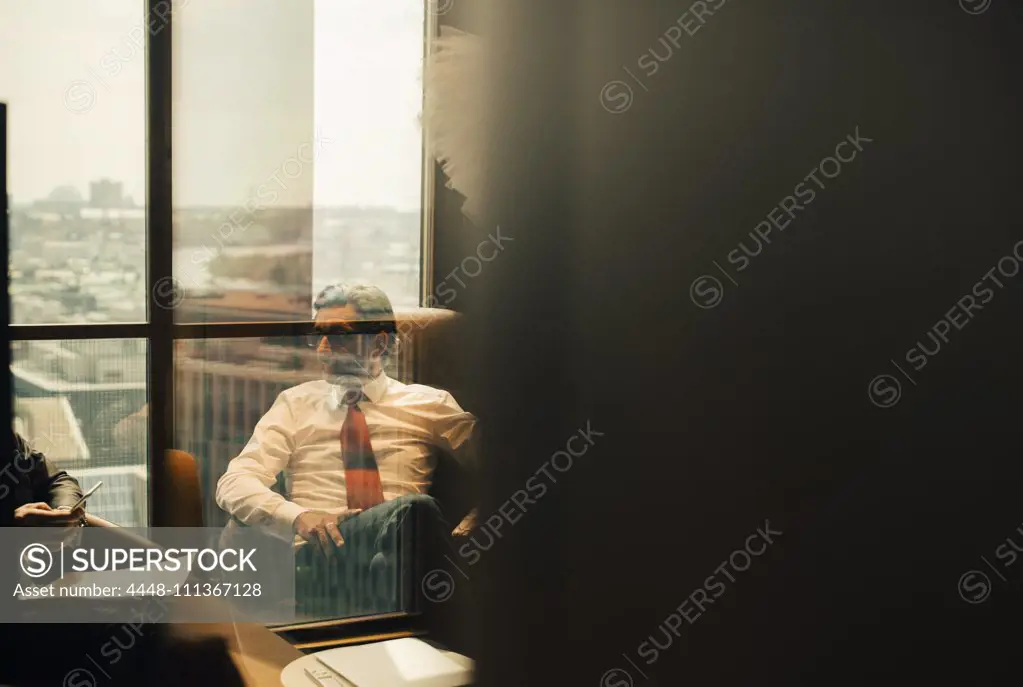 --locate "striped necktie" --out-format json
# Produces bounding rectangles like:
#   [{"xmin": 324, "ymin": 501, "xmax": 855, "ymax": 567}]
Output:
[{"xmin": 340, "ymin": 391, "xmax": 385, "ymax": 510}]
